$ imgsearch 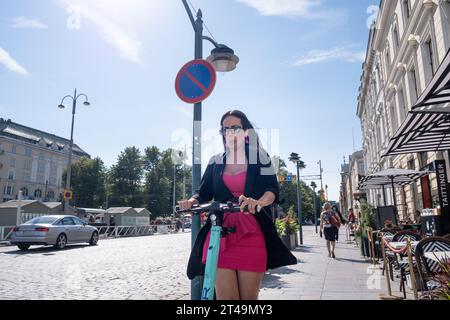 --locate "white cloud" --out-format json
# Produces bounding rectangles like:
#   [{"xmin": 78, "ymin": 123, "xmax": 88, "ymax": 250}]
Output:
[
  {"xmin": 294, "ymin": 46, "xmax": 365, "ymax": 67},
  {"xmin": 0, "ymin": 47, "xmax": 29, "ymax": 76},
  {"xmin": 58, "ymin": 0, "xmax": 143, "ymax": 64},
  {"xmin": 236, "ymin": 0, "xmax": 345, "ymax": 20},
  {"xmin": 11, "ymin": 17, "xmax": 48, "ymax": 29}
]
